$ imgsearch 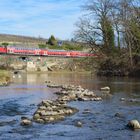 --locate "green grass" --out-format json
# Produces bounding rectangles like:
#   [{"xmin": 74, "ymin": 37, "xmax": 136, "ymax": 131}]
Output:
[{"xmin": 38, "ymin": 43, "xmax": 84, "ymax": 51}]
